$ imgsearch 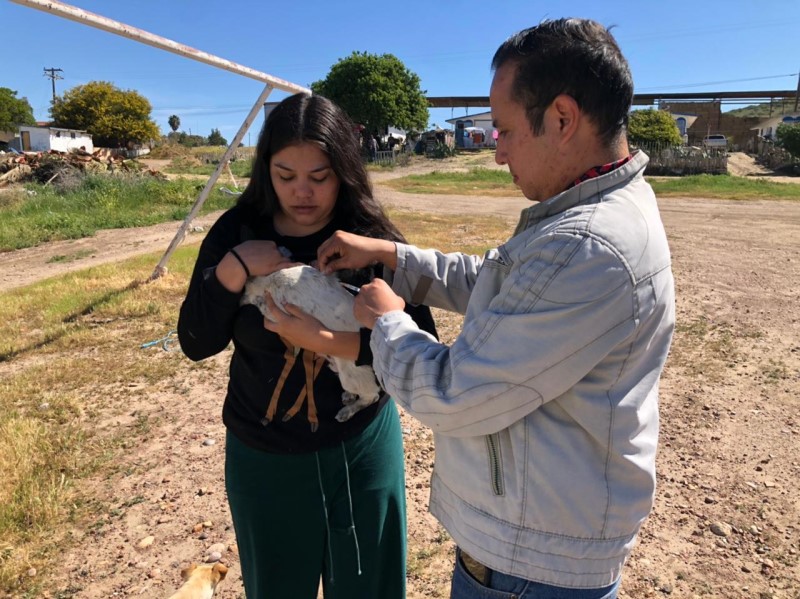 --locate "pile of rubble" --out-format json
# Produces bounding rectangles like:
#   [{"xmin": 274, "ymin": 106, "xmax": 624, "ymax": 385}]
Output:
[{"xmin": 0, "ymin": 148, "xmax": 166, "ymax": 188}]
